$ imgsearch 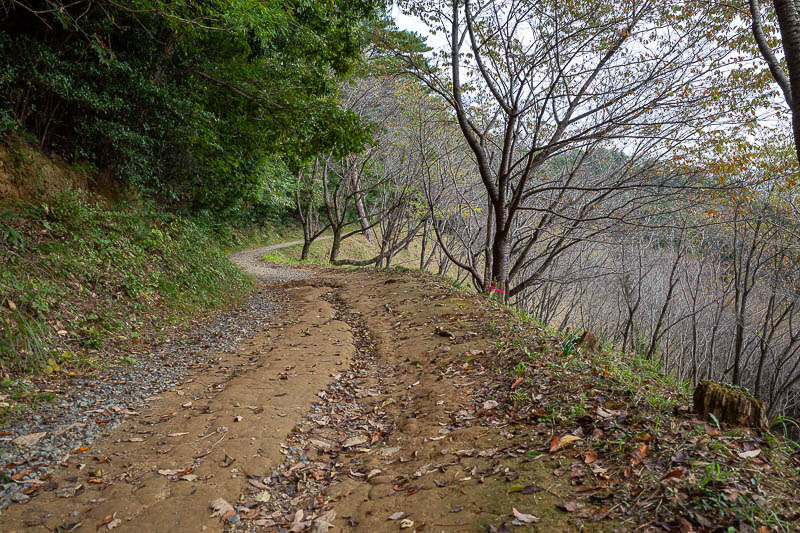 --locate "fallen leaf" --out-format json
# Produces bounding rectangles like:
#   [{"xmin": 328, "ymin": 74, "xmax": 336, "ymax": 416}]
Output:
[
  {"xmin": 511, "ymin": 507, "xmax": 540, "ymax": 523},
  {"xmin": 630, "ymin": 443, "xmax": 648, "ymax": 466},
  {"xmin": 662, "ymin": 469, "xmax": 683, "ymax": 480},
  {"xmin": 11, "ymin": 468, "xmax": 34, "ymax": 481},
  {"xmin": 738, "ymin": 449, "xmax": 761, "ymax": 459},
  {"xmin": 107, "ymin": 519, "xmax": 121, "ymax": 530},
  {"xmin": 521, "ymin": 485, "xmax": 540, "ymax": 494},
  {"xmin": 12, "ymin": 431, "xmax": 47, "ymax": 447},
  {"xmin": 310, "ymin": 439, "xmax": 333, "ymax": 450},
  {"xmin": 584, "ymin": 450, "xmax": 598, "ymax": 464},
  {"xmin": 400, "ymin": 519, "xmax": 414, "ymax": 529},
  {"xmin": 310, "ymin": 510, "xmax": 336, "ymax": 533},
  {"xmin": 379, "ymin": 446, "xmax": 401, "ymax": 457},
  {"xmin": 210, "ymin": 498, "xmax": 234, "ymax": 518},
  {"xmin": 255, "ymin": 491, "xmax": 271, "ymax": 503},
  {"xmin": 511, "ymin": 377, "xmax": 524, "ymax": 389},
  {"xmin": 167, "ymin": 432, "xmax": 189, "ymax": 437},
  {"xmin": 55, "ymin": 484, "xmax": 82, "ymax": 498},
  {"xmin": 180, "ymin": 474, "xmax": 198, "ymax": 482},
  {"xmin": 558, "ymin": 501, "xmax": 580, "ymax": 512},
  {"xmin": 342, "ymin": 436, "xmax": 367, "ymax": 448},
  {"xmin": 388, "ymin": 512, "xmax": 407, "ymax": 520},
  {"xmin": 158, "ymin": 469, "xmax": 180, "ymax": 476},
  {"xmin": 483, "ymin": 400, "xmax": 499, "ymax": 410},
  {"xmin": 97, "ymin": 512, "xmax": 116, "ymax": 529},
  {"xmin": 550, "ymin": 435, "xmax": 581, "ymax": 452}
]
